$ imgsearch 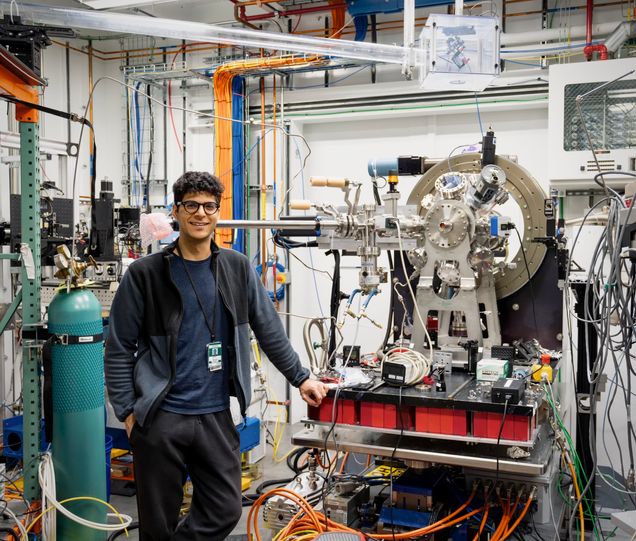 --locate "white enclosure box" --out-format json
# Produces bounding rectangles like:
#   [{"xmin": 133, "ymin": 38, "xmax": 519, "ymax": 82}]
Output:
[
  {"xmin": 549, "ymin": 58, "xmax": 636, "ymax": 189},
  {"xmin": 419, "ymin": 14, "xmax": 501, "ymax": 92}
]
